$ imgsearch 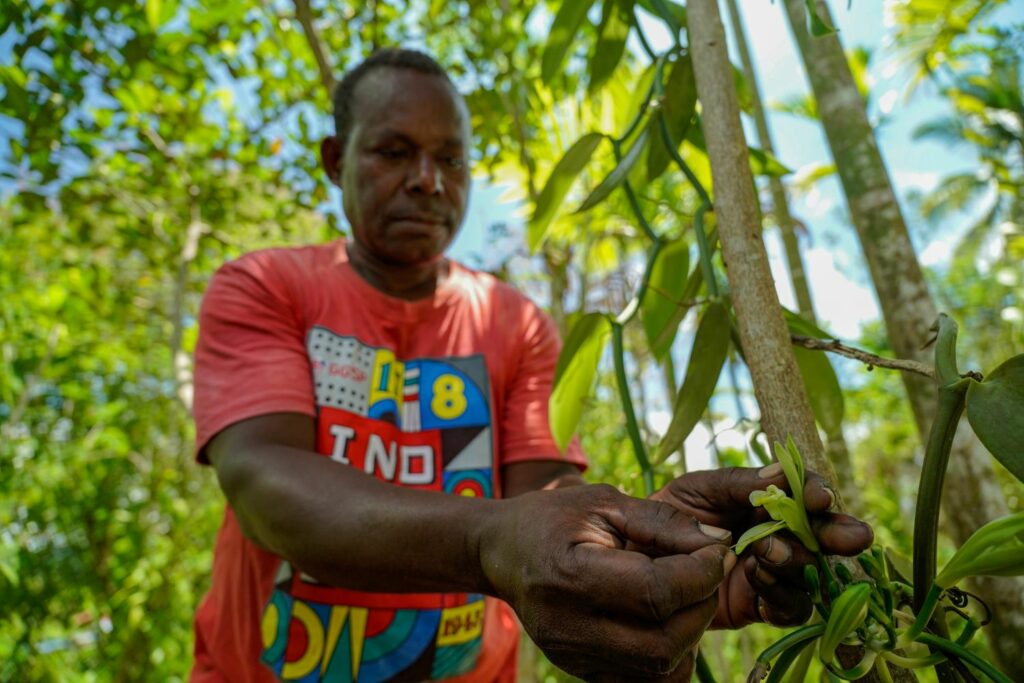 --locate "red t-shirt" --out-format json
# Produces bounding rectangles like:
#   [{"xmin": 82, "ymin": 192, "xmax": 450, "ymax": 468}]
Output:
[{"xmin": 190, "ymin": 239, "xmax": 586, "ymax": 683}]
